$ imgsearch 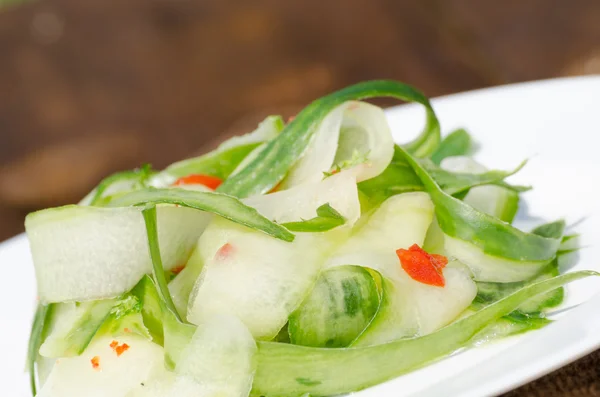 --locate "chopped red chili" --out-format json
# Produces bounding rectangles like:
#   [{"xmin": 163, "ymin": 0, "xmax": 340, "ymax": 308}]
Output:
[
  {"xmin": 396, "ymin": 244, "xmax": 448, "ymax": 287},
  {"xmin": 172, "ymin": 174, "xmax": 223, "ymax": 190},
  {"xmin": 115, "ymin": 343, "xmax": 130, "ymax": 357},
  {"xmin": 91, "ymin": 356, "xmax": 100, "ymax": 370}
]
